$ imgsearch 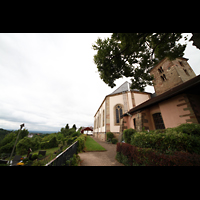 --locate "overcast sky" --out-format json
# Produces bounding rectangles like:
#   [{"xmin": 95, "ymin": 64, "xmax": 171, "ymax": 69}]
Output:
[{"xmin": 0, "ymin": 33, "xmax": 199, "ymax": 132}]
